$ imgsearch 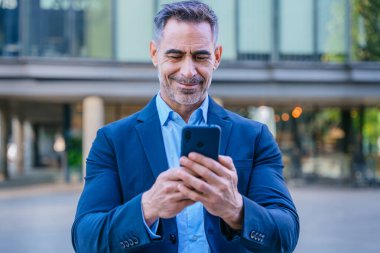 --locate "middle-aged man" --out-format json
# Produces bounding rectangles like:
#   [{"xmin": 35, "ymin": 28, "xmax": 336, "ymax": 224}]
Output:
[{"xmin": 72, "ymin": 1, "xmax": 299, "ymax": 252}]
